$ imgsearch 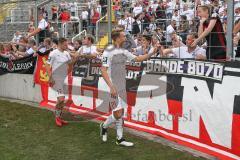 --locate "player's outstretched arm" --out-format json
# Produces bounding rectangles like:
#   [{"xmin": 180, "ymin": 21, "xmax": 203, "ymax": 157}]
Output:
[
  {"xmin": 134, "ymin": 43, "xmax": 161, "ymax": 62},
  {"xmin": 68, "ymin": 51, "xmax": 79, "ymax": 67},
  {"xmin": 80, "ymin": 53, "xmax": 97, "ymax": 59},
  {"xmin": 162, "ymin": 48, "xmax": 173, "ymax": 56}
]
